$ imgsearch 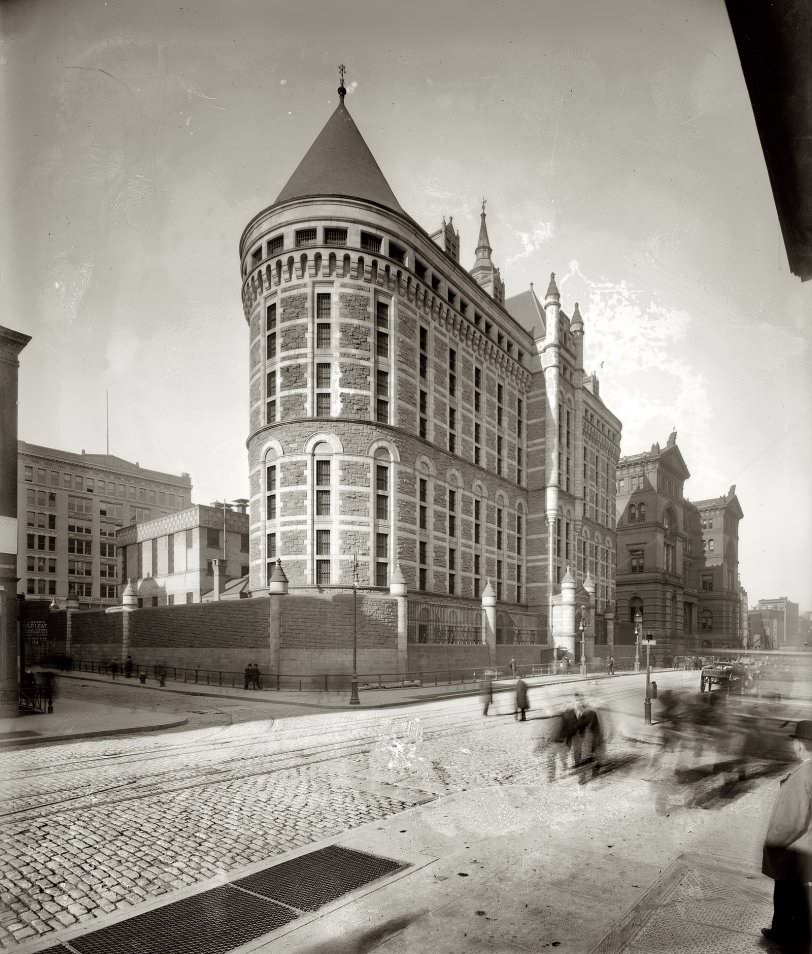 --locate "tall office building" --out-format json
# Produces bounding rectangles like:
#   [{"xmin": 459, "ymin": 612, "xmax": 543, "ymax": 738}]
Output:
[{"xmin": 18, "ymin": 442, "xmax": 192, "ymax": 610}]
